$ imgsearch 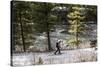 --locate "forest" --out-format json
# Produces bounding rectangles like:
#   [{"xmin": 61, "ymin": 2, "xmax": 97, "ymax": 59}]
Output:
[{"xmin": 11, "ymin": 1, "xmax": 97, "ymax": 66}]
